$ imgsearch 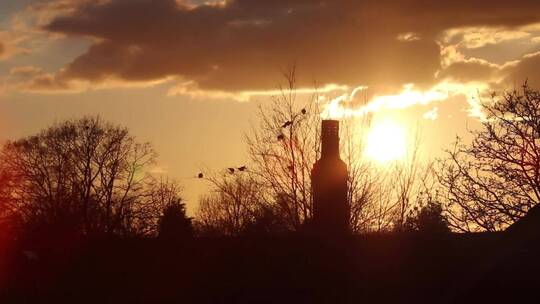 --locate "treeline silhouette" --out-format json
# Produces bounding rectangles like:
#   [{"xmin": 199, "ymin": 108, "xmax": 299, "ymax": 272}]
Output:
[
  {"xmin": 1, "ymin": 81, "xmax": 540, "ymax": 303},
  {"xmin": 5, "ymin": 78, "xmax": 538, "ymax": 241},
  {"xmin": 0, "ymin": 117, "xmax": 192, "ymax": 241}
]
